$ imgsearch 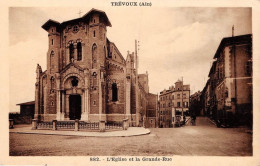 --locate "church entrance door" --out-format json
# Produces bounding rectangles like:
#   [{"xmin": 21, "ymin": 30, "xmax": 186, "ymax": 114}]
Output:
[{"xmin": 69, "ymin": 95, "xmax": 81, "ymax": 120}]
